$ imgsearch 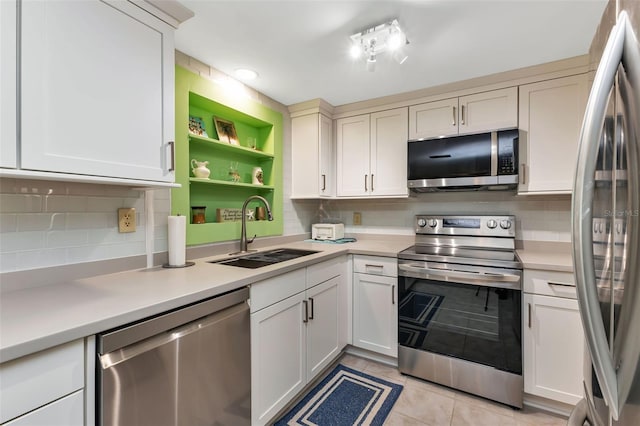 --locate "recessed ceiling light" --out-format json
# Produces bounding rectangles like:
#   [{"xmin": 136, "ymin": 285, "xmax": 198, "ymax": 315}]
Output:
[{"xmin": 234, "ymin": 68, "xmax": 258, "ymax": 80}]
